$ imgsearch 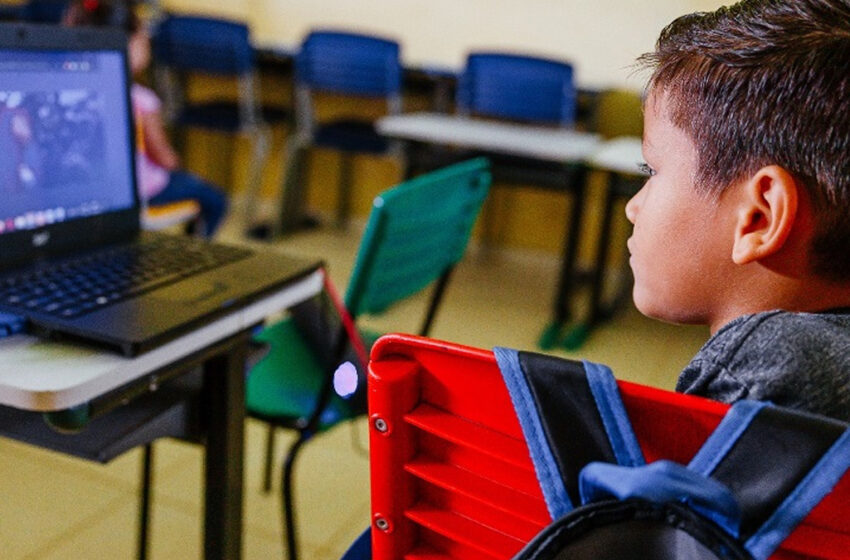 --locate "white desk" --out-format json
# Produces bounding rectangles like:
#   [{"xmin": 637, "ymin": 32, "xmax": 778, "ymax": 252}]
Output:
[
  {"xmin": 0, "ymin": 269, "xmax": 323, "ymax": 412},
  {"xmin": 378, "ymin": 112, "xmax": 643, "ymax": 175},
  {"xmin": 377, "ymin": 112, "xmax": 645, "ymax": 349},
  {"xmin": 0, "ymin": 265, "xmax": 323, "ymax": 560},
  {"xmin": 377, "ymin": 112, "xmax": 603, "ymax": 162},
  {"xmin": 586, "ymin": 135, "xmax": 644, "ymax": 176}
]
